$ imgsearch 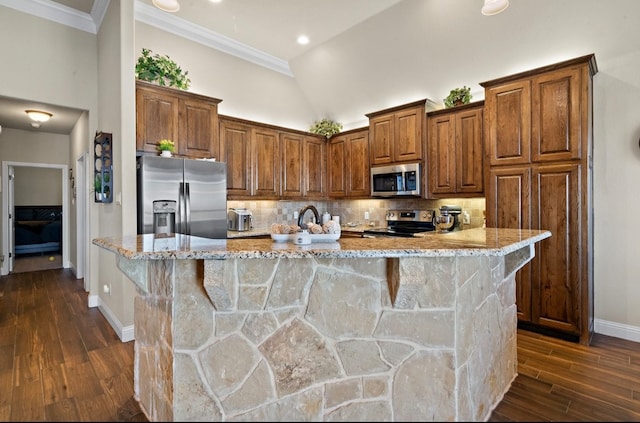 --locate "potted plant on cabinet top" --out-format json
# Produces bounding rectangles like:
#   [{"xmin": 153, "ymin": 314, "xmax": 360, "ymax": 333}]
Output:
[
  {"xmin": 135, "ymin": 48, "xmax": 191, "ymax": 90},
  {"xmin": 444, "ymin": 86, "xmax": 472, "ymax": 108},
  {"xmin": 157, "ymin": 139, "xmax": 176, "ymax": 157},
  {"xmin": 309, "ymin": 118, "xmax": 343, "ymax": 139}
]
